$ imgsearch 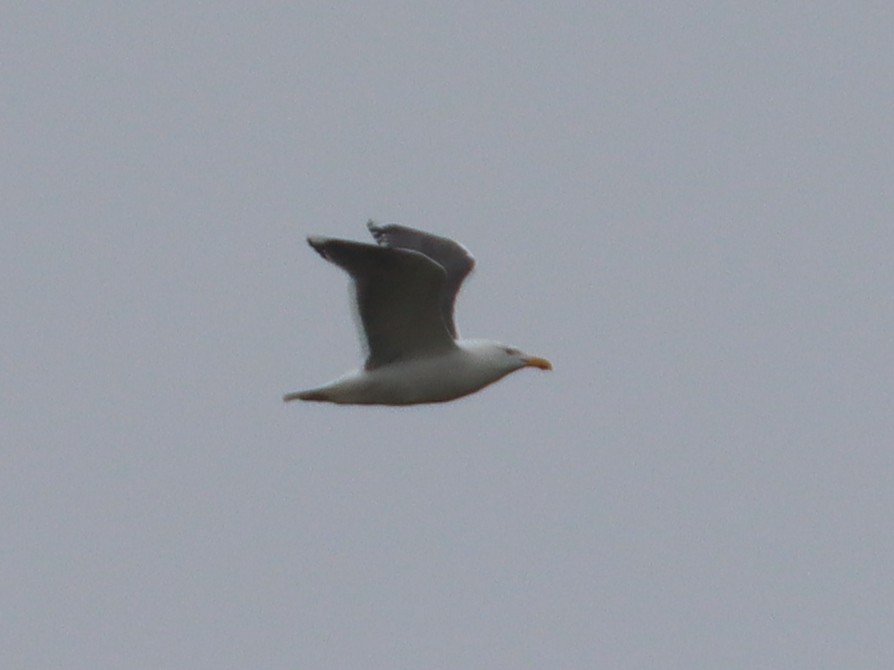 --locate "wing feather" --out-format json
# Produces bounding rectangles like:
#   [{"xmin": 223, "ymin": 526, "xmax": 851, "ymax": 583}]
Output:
[
  {"xmin": 367, "ymin": 221, "xmax": 474, "ymax": 338},
  {"xmin": 307, "ymin": 236, "xmax": 457, "ymax": 369}
]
